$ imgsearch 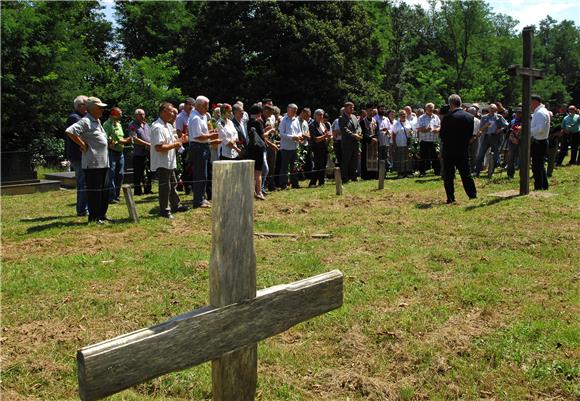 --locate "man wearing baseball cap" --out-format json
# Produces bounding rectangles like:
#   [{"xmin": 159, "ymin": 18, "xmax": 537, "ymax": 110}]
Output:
[{"xmin": 65, "ymin": 97, "xmax": 111, "ymax": 224}]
